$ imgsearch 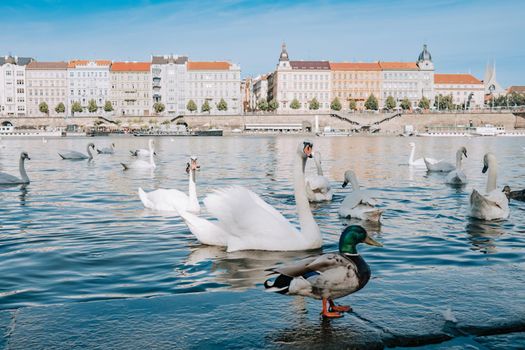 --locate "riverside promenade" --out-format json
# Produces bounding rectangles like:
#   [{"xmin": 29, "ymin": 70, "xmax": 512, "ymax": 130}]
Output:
[{"xmin": 2, "ymin": 263, "xmax": 524, "ymax": 349}]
